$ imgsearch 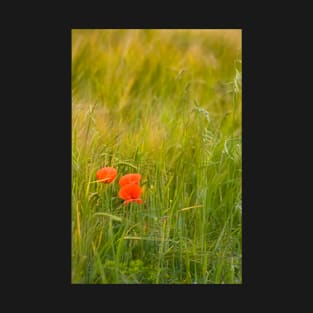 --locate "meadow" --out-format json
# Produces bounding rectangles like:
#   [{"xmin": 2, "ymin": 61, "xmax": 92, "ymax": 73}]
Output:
[{"xmin": 72, "ymin": 29, "xmax": 242, "ymax": 284}]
